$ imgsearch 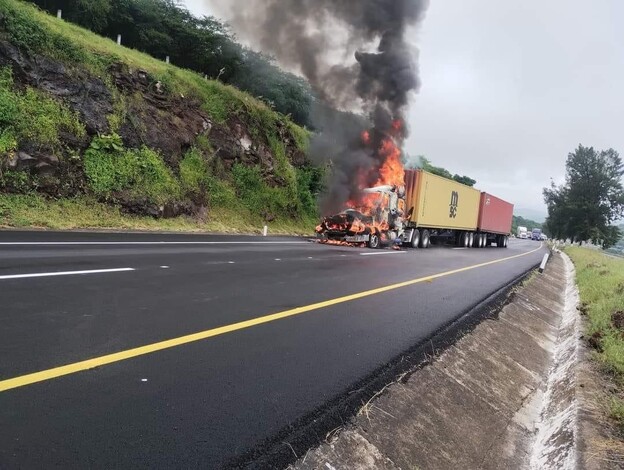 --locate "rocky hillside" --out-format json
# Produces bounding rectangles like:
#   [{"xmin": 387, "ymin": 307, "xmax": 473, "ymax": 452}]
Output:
[{"xmin": 0, "ymin": 0, "xmax": 320, "ymax": 231}]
